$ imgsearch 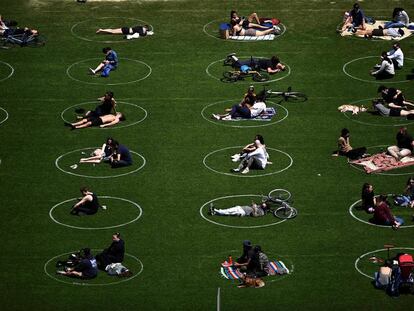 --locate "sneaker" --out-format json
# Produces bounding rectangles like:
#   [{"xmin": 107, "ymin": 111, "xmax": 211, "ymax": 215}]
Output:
[
  {"xmin": 212, "ymin": 114, "xmax": 220, "ymax": 120},
  {"xmin": 70, "ymin": 164, "xmax": 78, "ymax": 169},
  {"xmin": 231, "ymin": 168, "xmax": 240, "ymax": 173},
  {"xmin": 209, "ymin": 203, "xmax": 215, "ymax": 215},
  {"xmin": 126, "ymin": 33, "xmax": 140, "ymax": 40},
  {"xmin": 232, "ymin": 155, "xmax": 241, "ymax": 162},
  {"xmin": 226, "ymin": 53, "xmax": 236, "ymax": 58},
  {"xmin": 102, "ymin": 205, "xmax": 107, "ymax": 210},
  {"xmin": 146, "ymin": 31, "xmax": 154, "ymax": 36},
  {"xmin": 88, "ymin": 68, "xmax": 95, "ymax": 75},
  {"xmin": 241, "ymin": 167, "xmax": 249, "ymax": 174}
]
